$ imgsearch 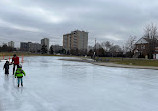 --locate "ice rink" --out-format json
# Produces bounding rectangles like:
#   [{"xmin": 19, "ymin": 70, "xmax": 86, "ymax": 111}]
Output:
[{"xmin": 0, "ymin": 56, "xmax": 158, "ymax": 111}]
